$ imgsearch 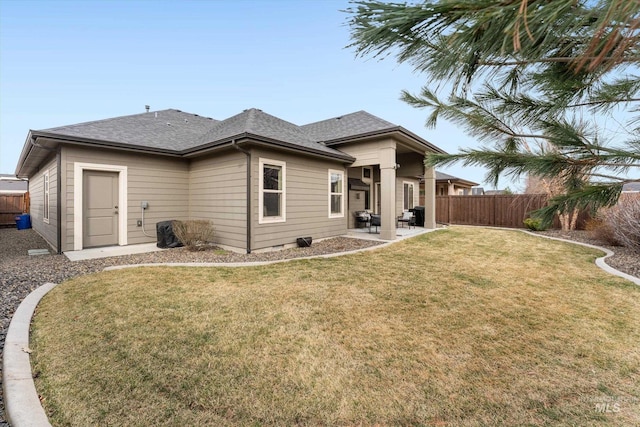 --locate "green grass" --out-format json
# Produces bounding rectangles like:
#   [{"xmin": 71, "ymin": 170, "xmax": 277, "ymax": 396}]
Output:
[{"xmin": 31, "ymin": 227, "xmax": 640, "ymax": 426}]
